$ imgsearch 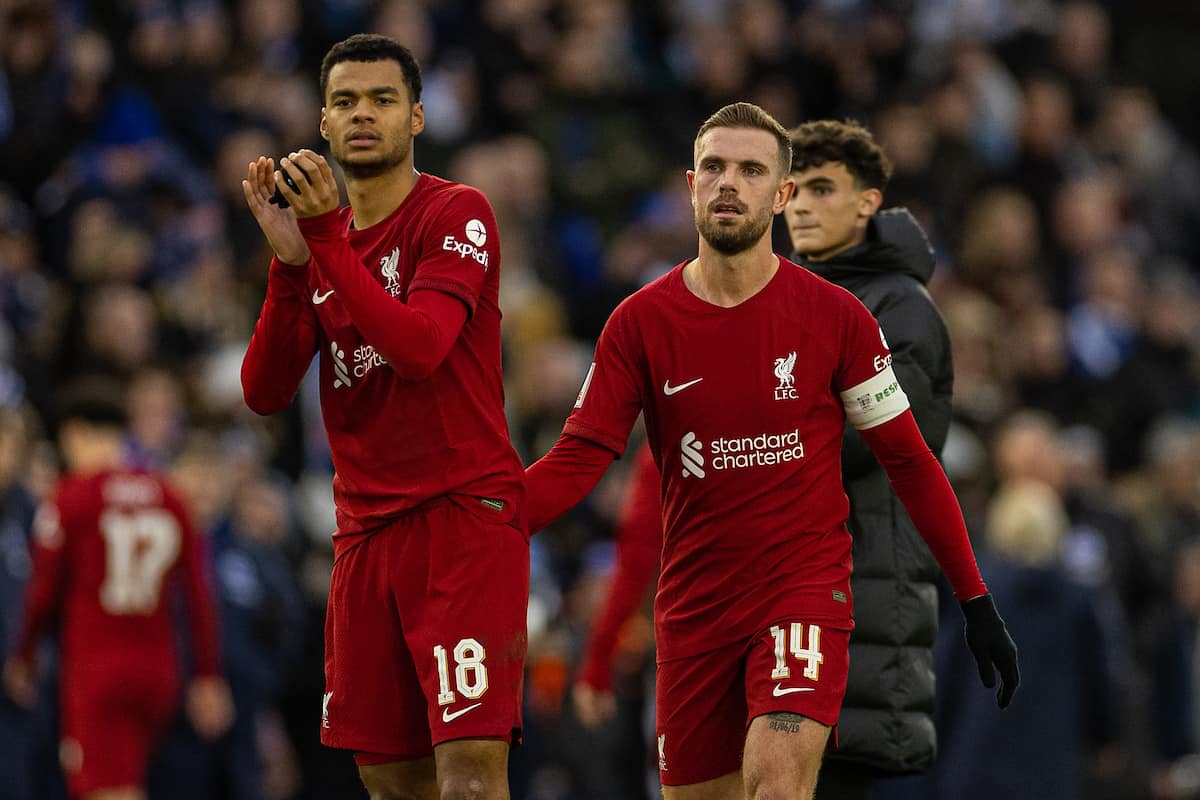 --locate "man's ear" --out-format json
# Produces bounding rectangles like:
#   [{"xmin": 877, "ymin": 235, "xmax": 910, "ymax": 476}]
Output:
[
  {"xmin": 860, "ymin": 187, "xmax": 884, "ymax": 219},
  {"xmin": 774, "ymin": 176, "xmax": 796, "ymax": 213},
  {"xmin": 320, "ymin": 109, "xmax": 329, "ymax": 141},
  {"xmin": 411, "ymin": 102, "xmax": 425, "ymax": 135}
]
